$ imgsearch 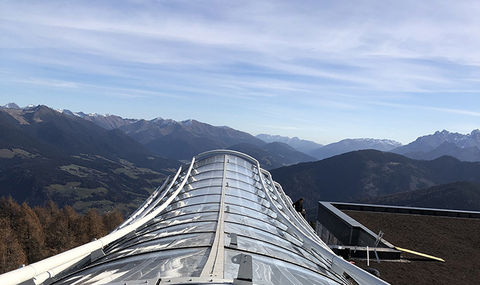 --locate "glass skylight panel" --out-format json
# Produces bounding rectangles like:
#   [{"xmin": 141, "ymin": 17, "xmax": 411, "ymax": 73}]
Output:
[
  {"xmin": 165, "ymin": 194, "xmax": 221, "ymax": 211},
  {"xmin": 224, "ymin": 195, "xmax": 271, "ymax": 214},
  {"xmin": 194, "ymin": 162, "xmax": 225, "ymax": 172},
  {"xmin": 175, "ymin": 186, "xmax": 222, "ymax": 199},
  {"xmin": 184, "ymin": 177, "xmax": 223, "ymax": 189},
  {"xmin": 225, "ymin": 162, "xmax": 254, "ymax": 176},
  {"xmin": 102, "ymin": 232, "xmax": 214, "ymax": 261},
  {"xmin": 225, "ymin": 203, "xmax": 278, "ymax": 220},
  {"xmin": 231, "ymin": 234, "xmax": 324, "ymax": 273},
  {"xmin": 224, "ymin": 249, "xmax": 343, "ymax": 285},
  {"xmin": 59, "ymin": 248, "xmax": 210, "ymax": 285},
  {"xmin": 224, "ymin": 178, "xmax": 258, "ymax": 194},
  {"xmin": 133, "ymin": 221, "xmax": 217, "ymax": 243},
  {"xmin": 193, "ymin": 154, "xmax": 224, "ymax": 167},
  {"xmin": 189, "ymin": 169, "xmax": 224, "ymax": 180},
  {"xmin": 225, "ymin": 170, "xmax": 256, "ymax": 185}
]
